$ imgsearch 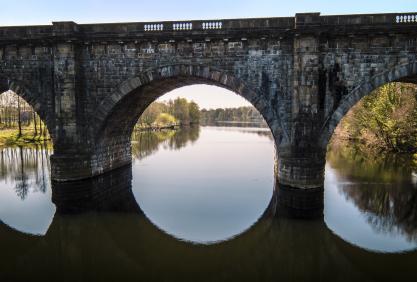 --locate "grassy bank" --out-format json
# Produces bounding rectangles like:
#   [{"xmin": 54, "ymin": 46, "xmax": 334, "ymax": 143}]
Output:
[{"xmin": 0, "ymin": 127, "xmax": 52, "ymax": 148}]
